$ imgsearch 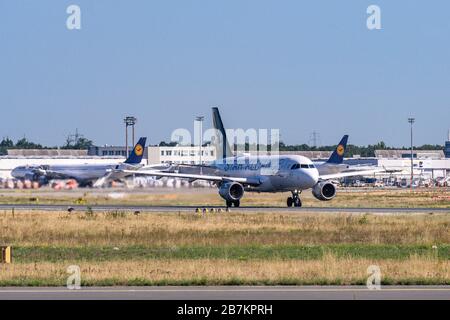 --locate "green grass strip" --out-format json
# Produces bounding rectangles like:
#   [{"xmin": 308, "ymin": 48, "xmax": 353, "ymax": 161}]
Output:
[{"xmin": 12, "ymin": 244, "xmax": 450, "ymax": 262}]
